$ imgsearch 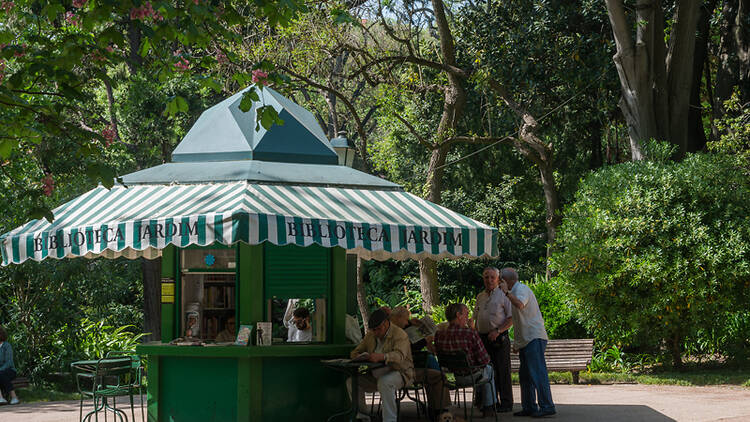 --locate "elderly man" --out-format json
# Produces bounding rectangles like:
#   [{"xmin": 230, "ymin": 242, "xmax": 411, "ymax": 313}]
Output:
[
  {"xmin": 475, "ymin": 266, "xmax": 514, "ymax": 412},
  {"xmin": 389, "ymin": 306, "xmax": 450, "ymax": 415},
  {"xmin": 349, "ymin": 309, "xmax": 414, "ymax": 422},
  {"xmin": 434, "ymin": 303, "xmax": 497, "ymax": 418},
  {"xmin": 499, "ymin": 268, "xmax": 556, "ymax": 418}
]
